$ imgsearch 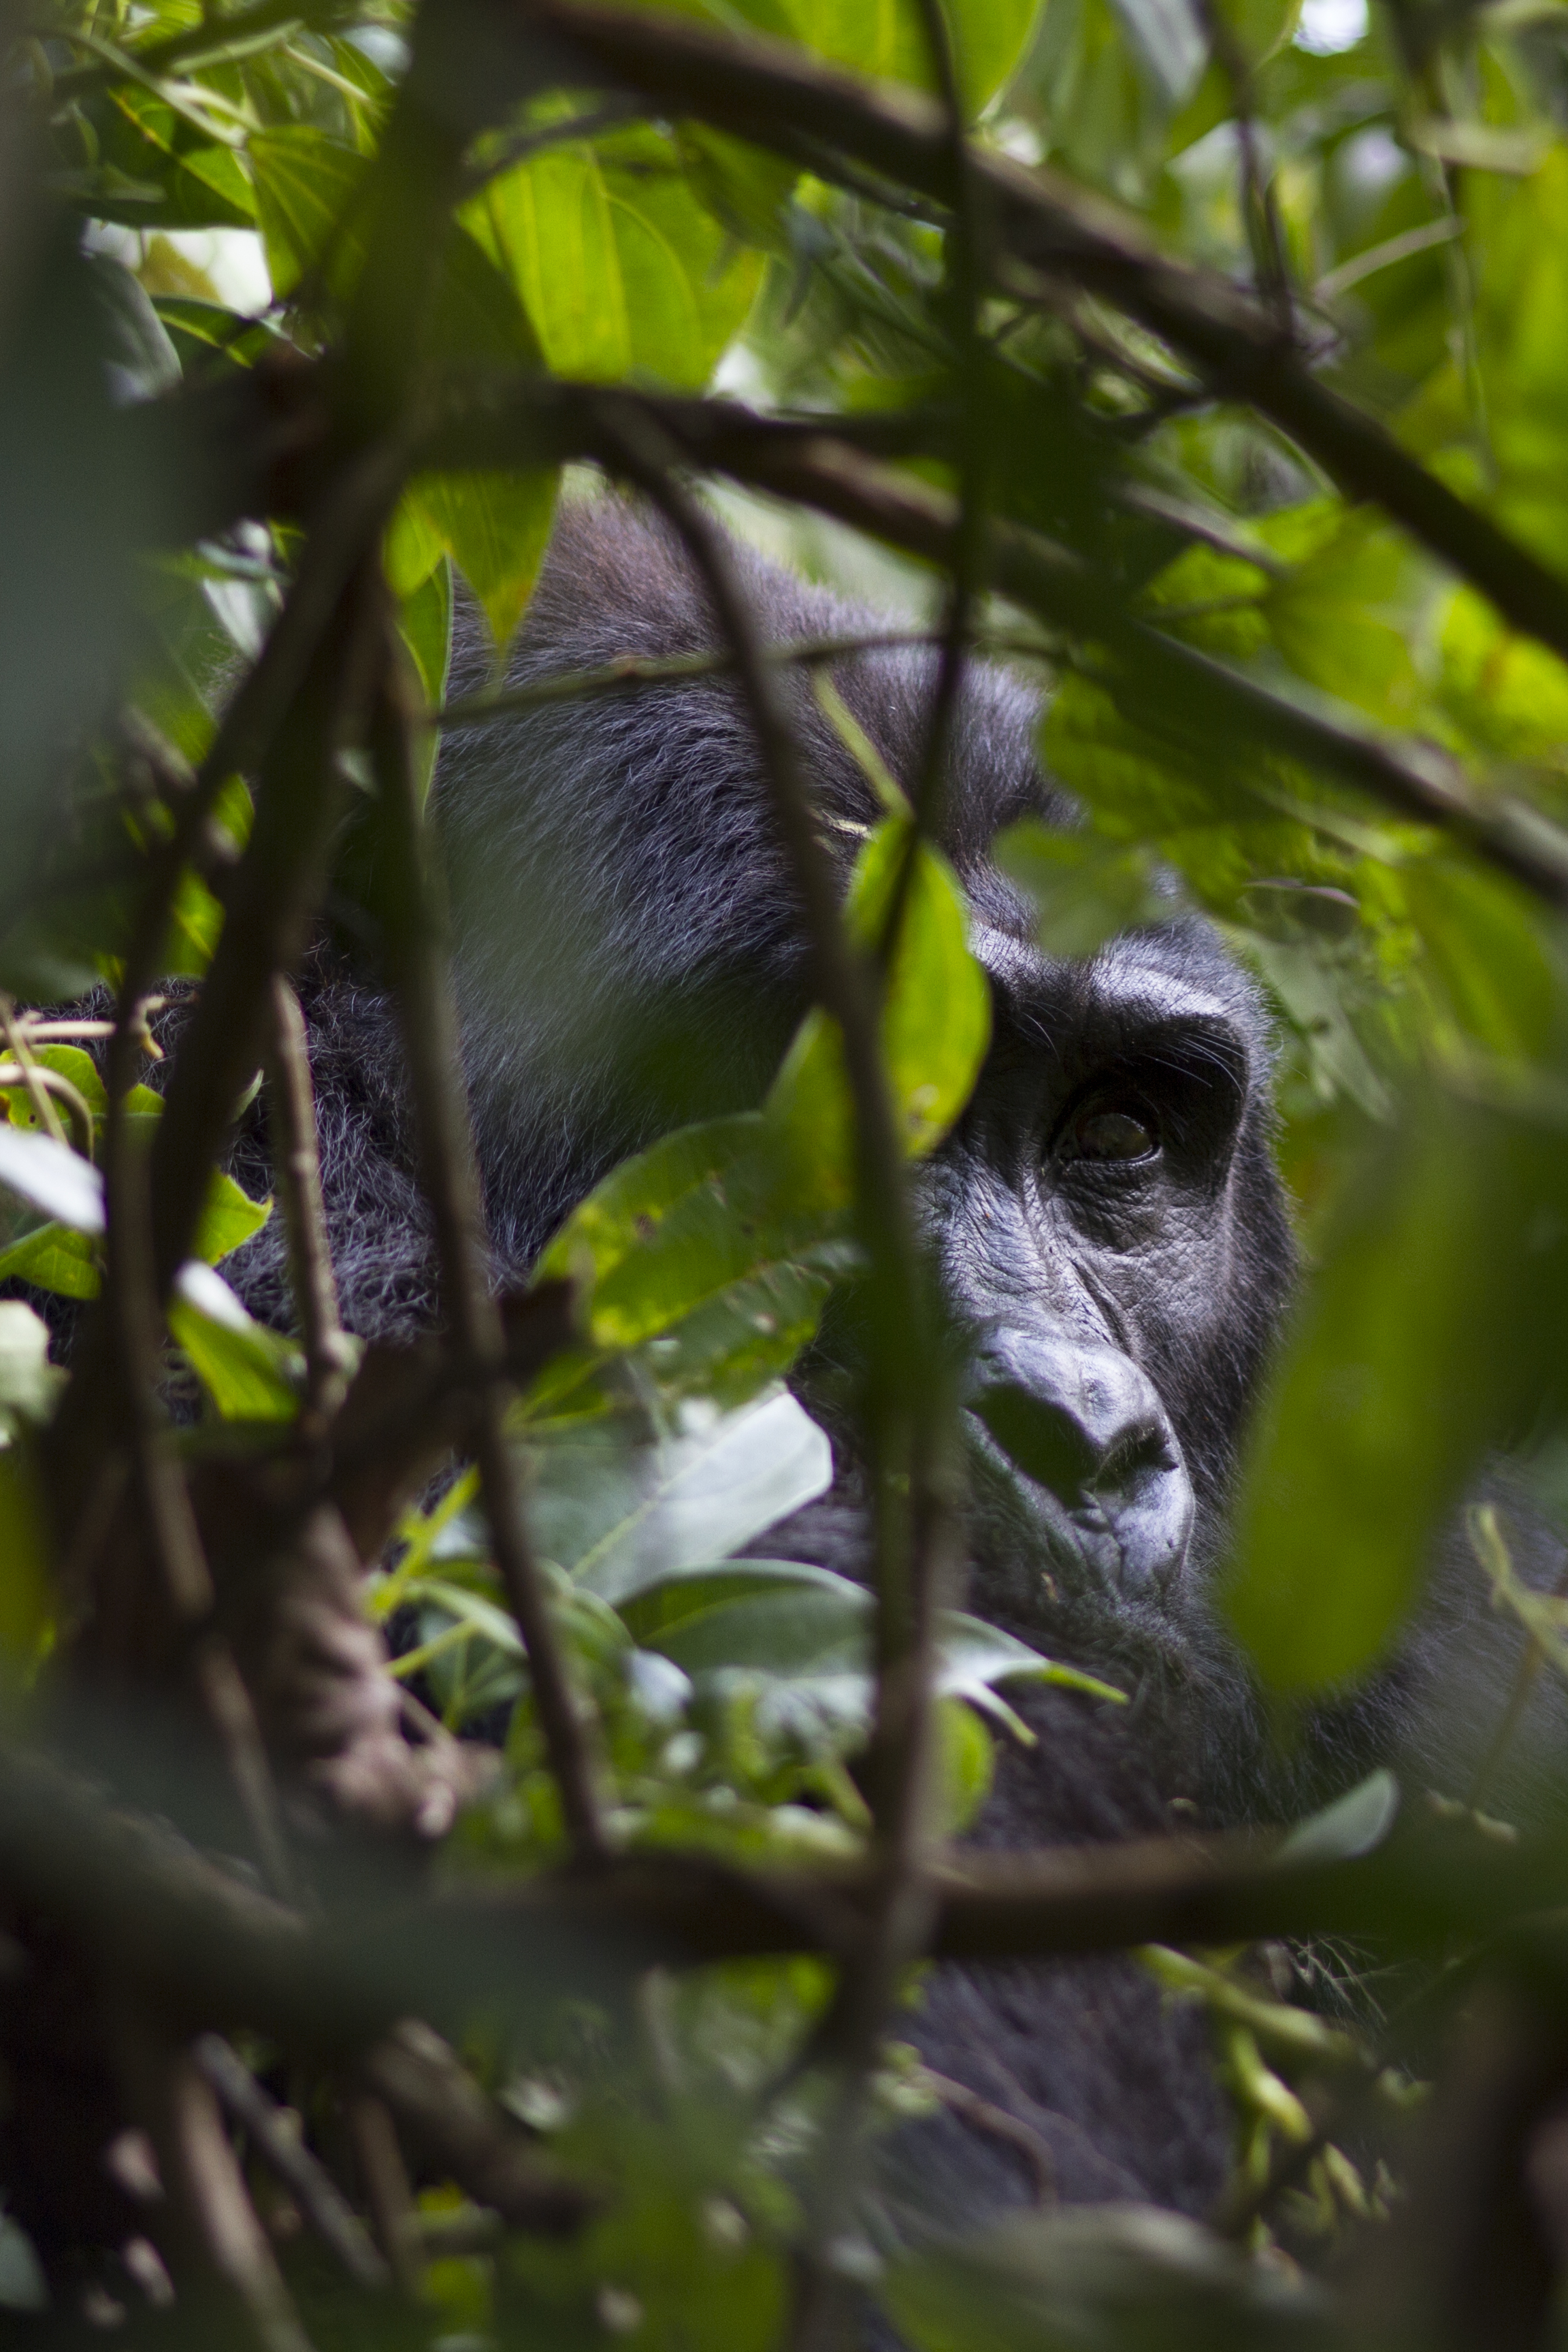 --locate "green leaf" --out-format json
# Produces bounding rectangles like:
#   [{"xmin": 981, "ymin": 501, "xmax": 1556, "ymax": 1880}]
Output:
[
  {"xmin": 249, "ymin": 126, "xmax": 363, "ymax": 300},
  {"xmin": 397, "ymin": 555, "xmax": 453, "ymax": 804},
  {"xmin": 1224, "ymin": 1087, "xmax": 1568, "ymax": 1693},
  {"xmin": 169, "ymin": 1261, "xmax": 301, "ymax": 1422},
  {"xmin": 765, "ymin": 818, "xmax": 991, "ymax": 1209},
  {"xmin": 407, "ymin": 468, "xmax": 558, "ymax": 657},
  {"xmin": 525, "ymin": 1386, "xmax": 834, "ymax": 1605},
  {"xmin": 530, "ymin": 1113, "xmax": 850, "ymax": 1413},
  {"xmin": 994, "ymin": 819, "xmax": 1169, "ymax": 960},
  {"xmin": 468, "ymin": 125, "xmax": 763, "ymax": 387},
  {"xmin": 193, "ymin": 1169, "xmax": 270, "ymax": 1264},
  {"xmin": 99, "ymin": 86, "xmax": 256, "ymax": 231},
  {"xmin": 641, "ymin": 1567, "xmax": 1121, "ymax": 1730},
  {"xmin": 0, "ymin": 1224, "xmax": 100, "ymax": 1300},
  {"xmin": 755, "ymin": 0, "xmax": 1043, "ymax": 112},
  {"xmin": 617, "ymin": 1554, "xmax": 863, "ymax": 1640}
]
